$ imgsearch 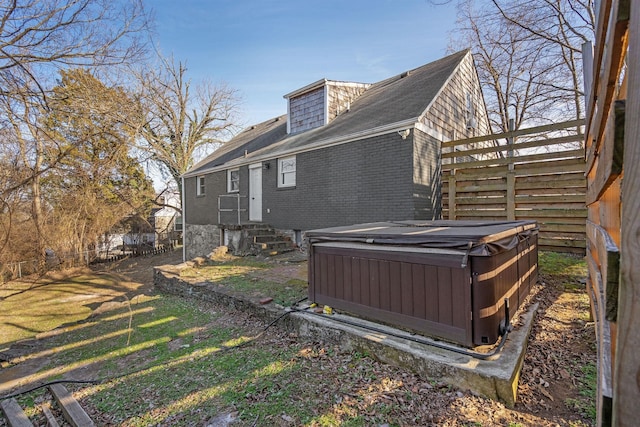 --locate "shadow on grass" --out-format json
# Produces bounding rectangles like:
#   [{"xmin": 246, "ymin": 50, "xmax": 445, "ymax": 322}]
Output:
[{"xmin": 0, "ymin": 271, "xmax": 148, "ymax": 347}]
